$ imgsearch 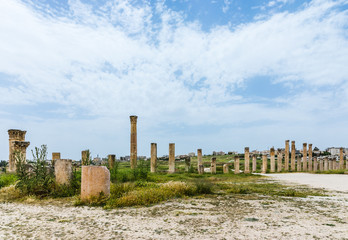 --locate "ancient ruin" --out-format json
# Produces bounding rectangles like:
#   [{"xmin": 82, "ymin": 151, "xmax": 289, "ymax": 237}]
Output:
[
  {"xmin": 291, "ymin": 141, "xmax": 296, "ymax": 171},
  {"xmin": 244, "ymin": 147, "xmax": 250, "ymax": 173},
  {"xmin": 234, "ymin": 155, "xmax": 240, "ymax": 174},
  {"xmin": 308, "ymin": 144, "xmax": 313, "ymax": 171},
  {"xmin": 8, "ymin": 129, "xmax": 30, "ymax": 172},
  {"xmin": 55, "ymin": 159, "xmax": 73, "ymax": 185},
  {"xmin": 339, "ymin": 147, "xmax": 344, "ymax": 169},
  {"xmin": 168, "ymin": 143, "xmax": 175, "ymax": 173},
  {"xmin": 284, "ymin": 140, "xmax": 290, "ymax": 171},
  {"xmin": 303, "ymin": 143, "xmax": 307, "ymax": 171},
  {"xmin": 211, "ymin": 157, "xmax": 216, "ymax": 174},
  {"xmin": 151, "ymin": 143, "xmax": 157, "ymax": 173},
  {"xmin": 108, "ymin": 154, "xmax": 115, "ymax": 169},
  {"xmin": 197, "ymin": 149, "xmax": 204, "ymax": 174},
  {"xmin": 252, "ymin": 155, "xmax": 257, "ymax": 172},
  {"xmin": 277, "ymin": 149, "xmax": 283, "ymax": 172},
  {"xmin": 81, "ymin": 166, "xmax": 110, "ymax": 202},
  {"xmin": 130, "ymin": 115, "xmax": 138, "ymax": 169},
  {"xmin": 261, "ymin": 154, "xmax": 267, "ymax": 173},
  {"xmin": 270, "ymin": 148, "xmax": 275, "ymax": 173}
]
